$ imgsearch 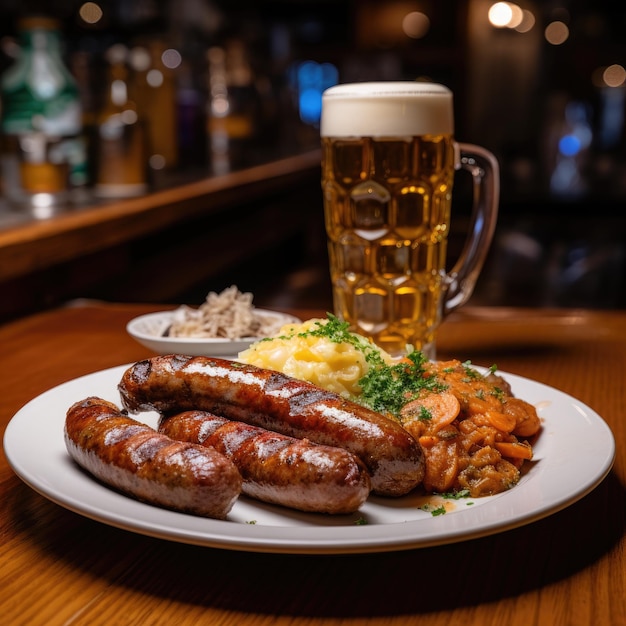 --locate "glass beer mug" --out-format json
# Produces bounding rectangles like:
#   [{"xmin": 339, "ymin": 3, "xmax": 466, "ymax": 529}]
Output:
[{"xmin": 320, "ymin": 82, "xmax": 499, "ymax": 358}]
